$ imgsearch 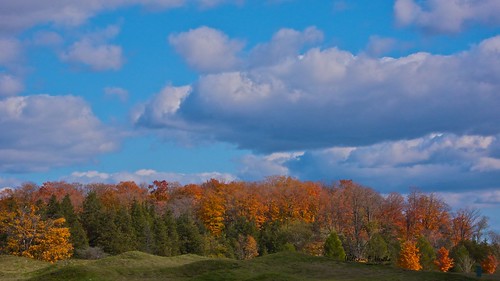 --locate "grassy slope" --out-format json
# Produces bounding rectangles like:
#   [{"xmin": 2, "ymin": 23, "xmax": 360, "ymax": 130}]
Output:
[{"xmin": 0, "ymin": 251, "xmax": 498, "ymax": 281}]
